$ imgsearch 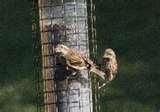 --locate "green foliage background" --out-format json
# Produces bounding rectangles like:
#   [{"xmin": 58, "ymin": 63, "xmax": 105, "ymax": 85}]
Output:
[{"xmin": 0, "ymin": 0, "xmax": 160, "ymax": 112}]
